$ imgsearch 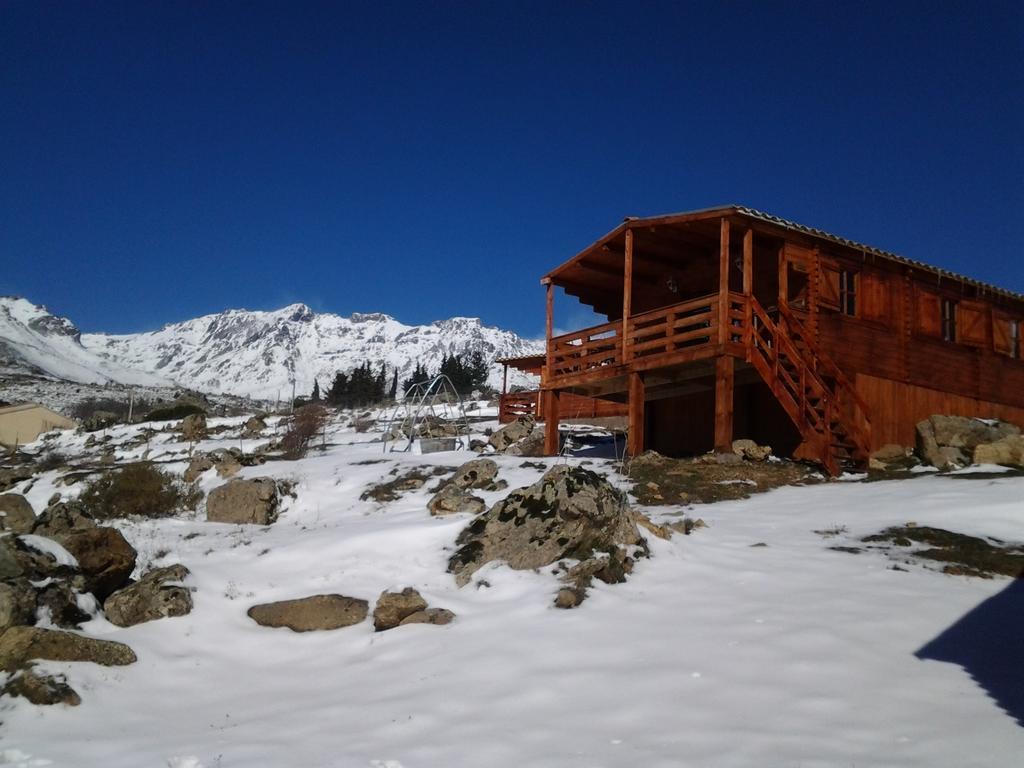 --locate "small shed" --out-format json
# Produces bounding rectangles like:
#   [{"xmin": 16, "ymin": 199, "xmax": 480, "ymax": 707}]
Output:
[{"xmin": 0, "ymin": 403, "xmax": 78, "ymax": 447}]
